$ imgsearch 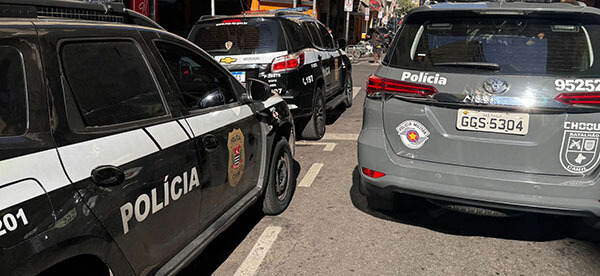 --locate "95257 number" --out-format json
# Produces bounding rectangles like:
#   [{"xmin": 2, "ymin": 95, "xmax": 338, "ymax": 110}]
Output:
[
  {"xmin": 0, "ymin": 208, "xmax": 28, "ymax": 237},
  {"xmin": 555, "ymin": 79, "xmax": 600, "ymax": 92}
]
